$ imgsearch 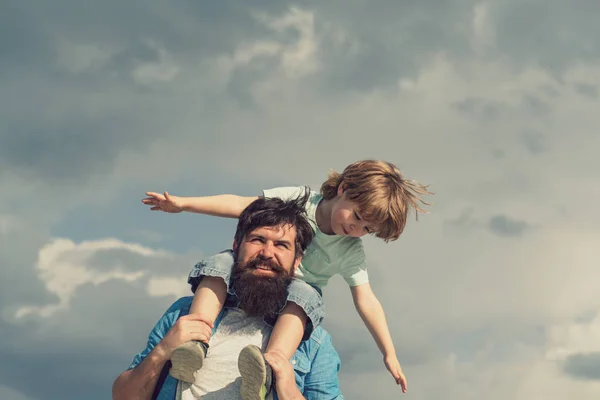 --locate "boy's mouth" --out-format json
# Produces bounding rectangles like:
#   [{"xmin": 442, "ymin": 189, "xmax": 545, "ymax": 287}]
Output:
[{"xmin": 342, "ymin": 225, "xmax": 349, "ymax": 235}]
